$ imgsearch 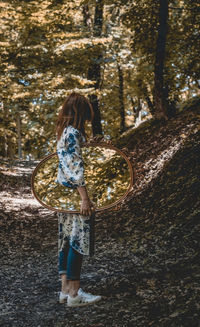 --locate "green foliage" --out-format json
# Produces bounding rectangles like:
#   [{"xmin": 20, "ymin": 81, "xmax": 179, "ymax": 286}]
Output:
[
  {"xmin": 121, "ymin": 0, "xmax": 200, "ymax": 105},
  {"xmin": 0, "ymin": 0, "xmax": 199, "ymax": 158}
]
